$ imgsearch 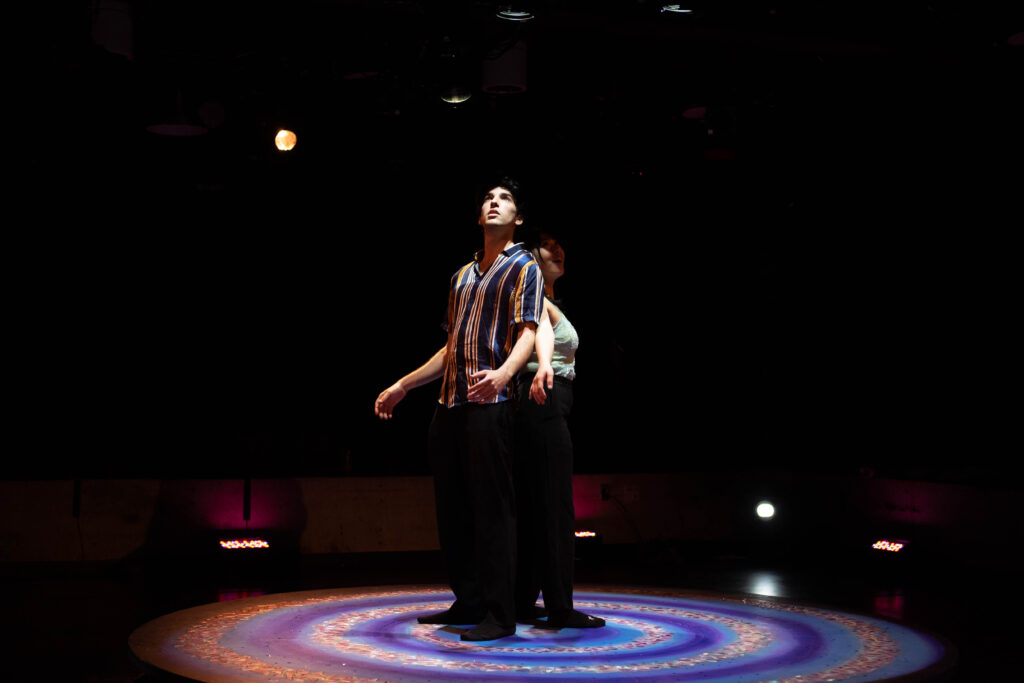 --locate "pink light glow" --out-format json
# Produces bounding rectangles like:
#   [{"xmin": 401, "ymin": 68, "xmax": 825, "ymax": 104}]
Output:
[
  {"xmin": 218, "ymin": 589, "xmax": 266, "ymax": 602},
  {"xmin": 872, "ymin": 540, "xmax": 905, "ymax": 552},
  {"xmin": 220, "ymin": 539, "xmax": 270, "ymax": 550},
  {"xmin": 873, "ymin": 591, "xmax": 905, "ymax": 619},
  {"xmin": 572, "ymin": 477, "xmax": 604, "ymax": 521},
  {"xmin": 156, "ymin": 479, "xmax": 306, "ymax": 531}
]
